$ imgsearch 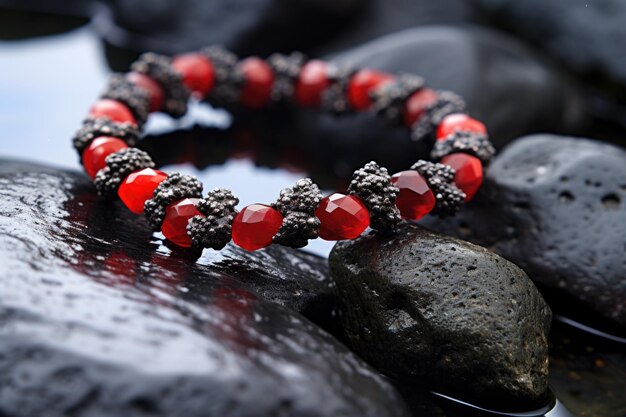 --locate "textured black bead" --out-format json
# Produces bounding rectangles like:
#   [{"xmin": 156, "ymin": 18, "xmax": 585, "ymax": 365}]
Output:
[
  {"xmin": 100, "ymin": 73, "xmax": 150, "ymax": 127},
  {"xmin": 320, "ymin": 64, "xmax": 357, "ymax": 115},
  {"xmin": 144, "ymin": 172, "xmax": 203, "ymax": 231},
  {"xmin": 410, "ymin": 160, "xmax": 465, "ymax": 218},
  {"xmin": 73, "ymin": 118, "xmax": 140, "ymax": 156},
  {"xmin": 93, "ymin": 148, "xmax": 155, "ymax": 198},
  {"xmin": 370, "ymin": 74, "xmax": 424, "ymax": 125},
  {"xmin": 272, "ymin": 178, "xmax": 322, "ymax": 248},
  {"xmin": 267, "ymin": 52, "xmax": 306, "ymax": 103},
  {"xmin": 201, "ymin": 46, "xmax": 242, "ymax": 107},
  {"xmin": 347, "ymin": 161, "xmax": 401, "ymax": 234},
  {"xmin": 188, "ymin": 188, "xmax": 239, "ymax": 250},
  {"xmin": 410, "ymin": 90, "xmax": 466, "ymax": 142},
  {"xmin": 431, "ymin": 131, "xmax": 496, "ymax": 166},
  {"xmin": 131, "ymin": 52, "xmax": 190, "ymax": 118}
]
